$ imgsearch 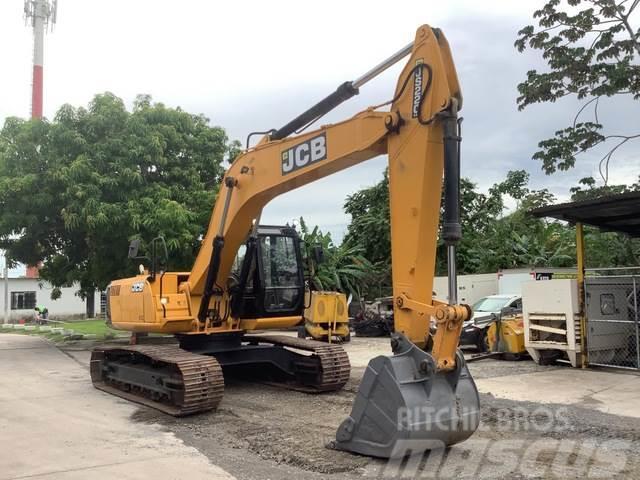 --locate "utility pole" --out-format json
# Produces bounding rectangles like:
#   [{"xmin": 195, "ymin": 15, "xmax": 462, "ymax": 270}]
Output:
[{"xmin": 3, "ymin": 254, "xmax": 8, "ymax": 324}]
